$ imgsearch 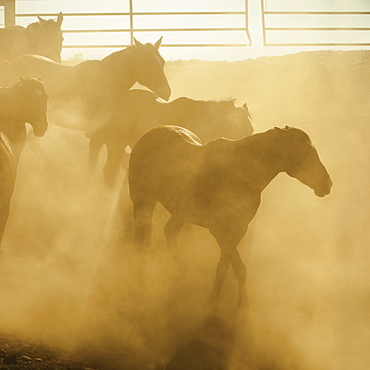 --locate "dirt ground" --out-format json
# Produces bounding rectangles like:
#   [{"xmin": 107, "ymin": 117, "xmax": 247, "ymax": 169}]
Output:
[{"xmin": 1, "ymin": 49, "xmax": 369, "ymax": 370}]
